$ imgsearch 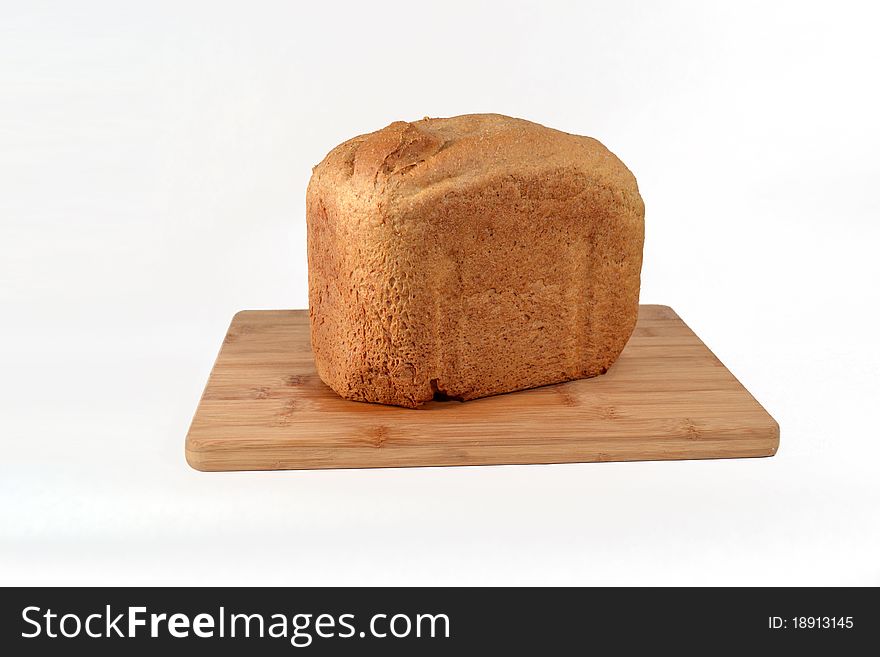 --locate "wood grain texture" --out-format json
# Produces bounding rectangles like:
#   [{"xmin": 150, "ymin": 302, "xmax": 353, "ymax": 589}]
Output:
[{"xmin": 185, "ymin": 305, "xmax": 779, "ymax": 471}]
